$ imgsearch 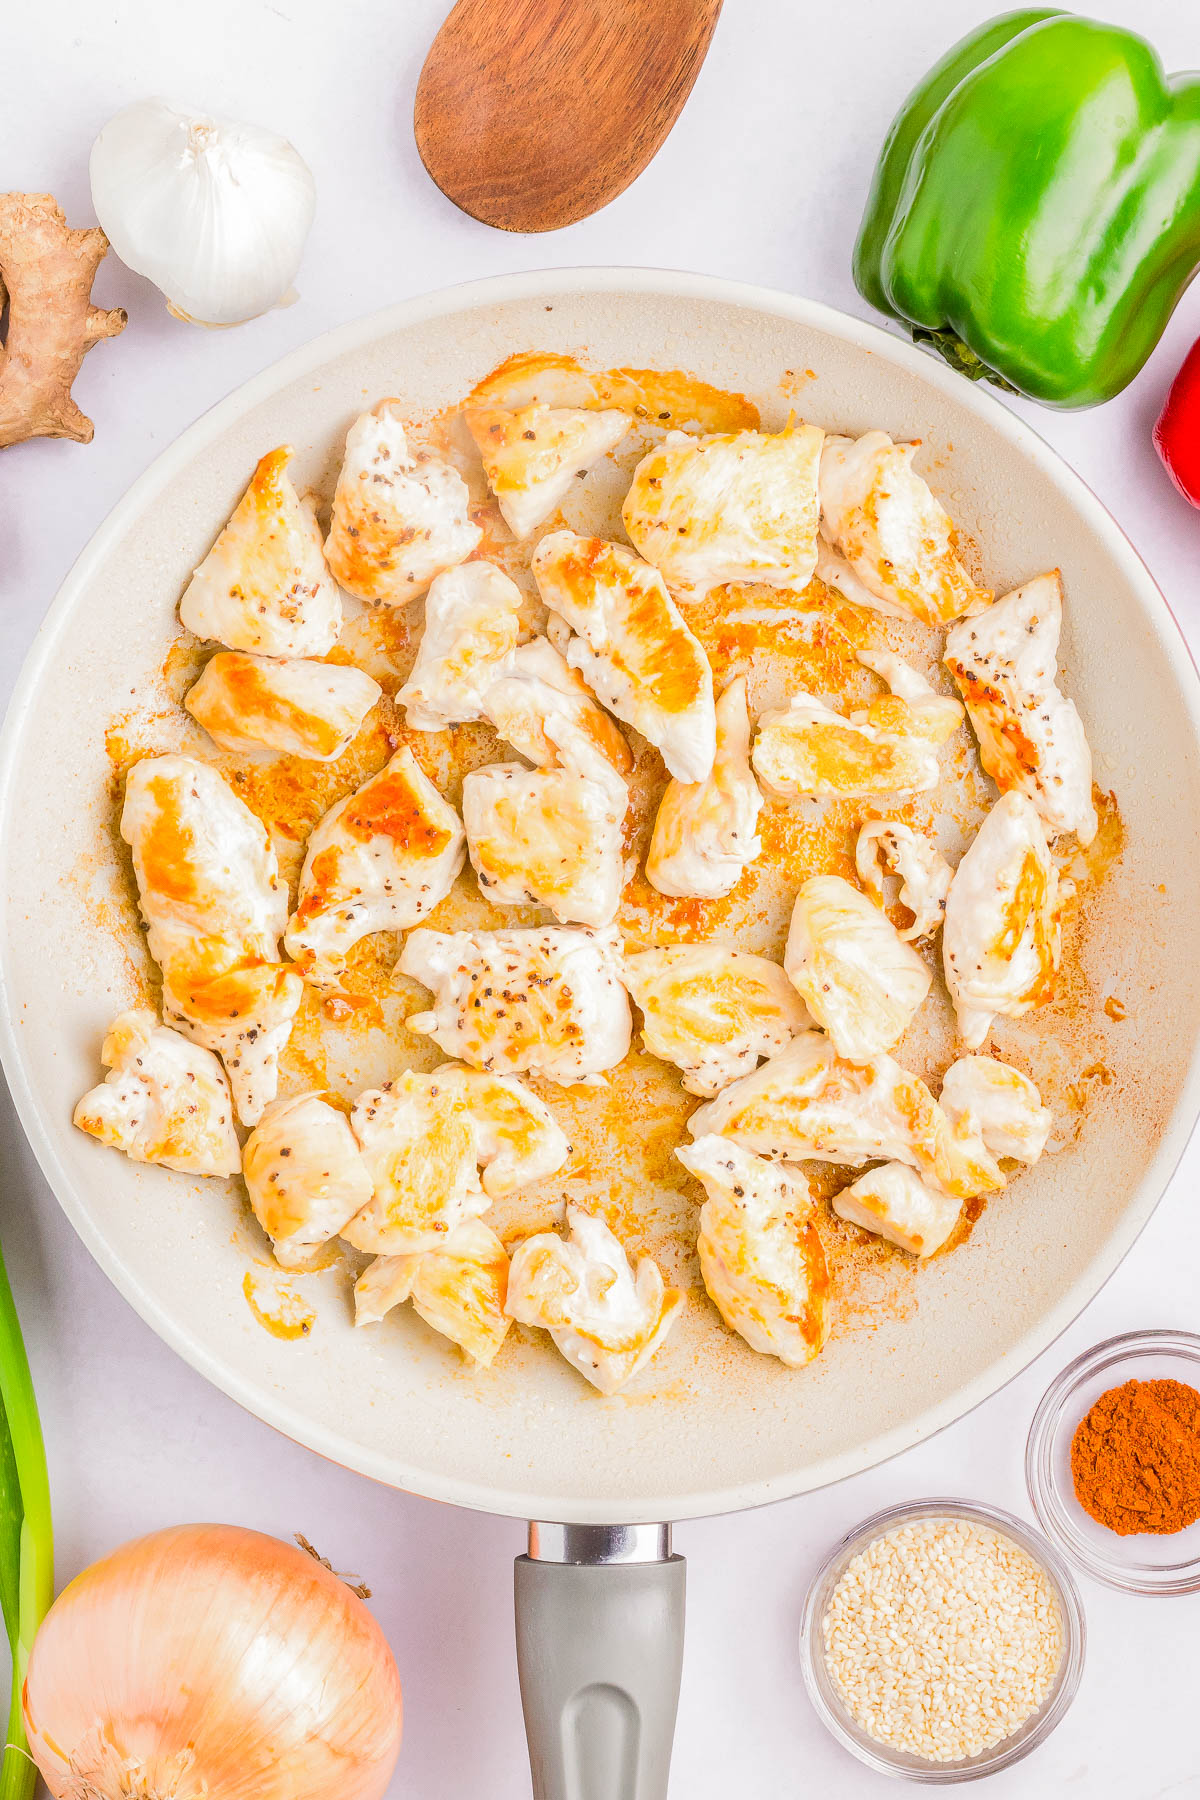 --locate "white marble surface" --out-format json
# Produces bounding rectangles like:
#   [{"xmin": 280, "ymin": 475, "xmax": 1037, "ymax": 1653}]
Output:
[{"xmin": 4, "ymin": 1, "xmax": 1200, "ymax": 1794}]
